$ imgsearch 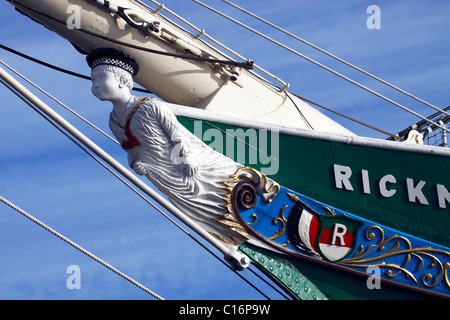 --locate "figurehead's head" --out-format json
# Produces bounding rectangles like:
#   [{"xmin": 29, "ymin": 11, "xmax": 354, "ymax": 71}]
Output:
[{"xmin": 87, "ymin": 48, "xmax": 139, "ymax": 100}]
